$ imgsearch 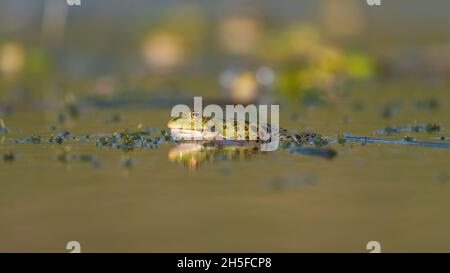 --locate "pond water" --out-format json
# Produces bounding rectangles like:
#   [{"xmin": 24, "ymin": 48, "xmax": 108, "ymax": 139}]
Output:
[{"xmin": 1, "ymin": 80, "xmax": 449, "ymax": 252}]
